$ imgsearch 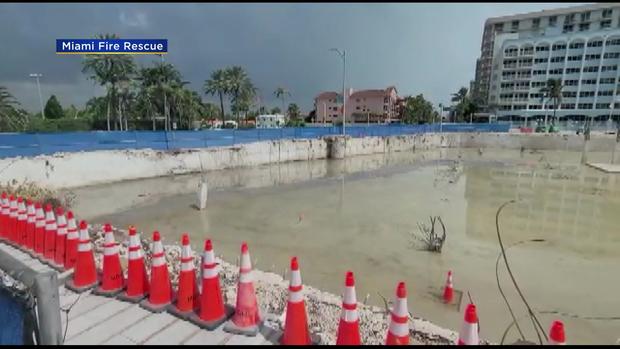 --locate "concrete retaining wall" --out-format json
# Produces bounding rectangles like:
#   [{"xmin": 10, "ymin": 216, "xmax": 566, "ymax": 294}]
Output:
[{"xmin": 0, "ymin": 132, "xmax": 615, "ymax": 190}]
